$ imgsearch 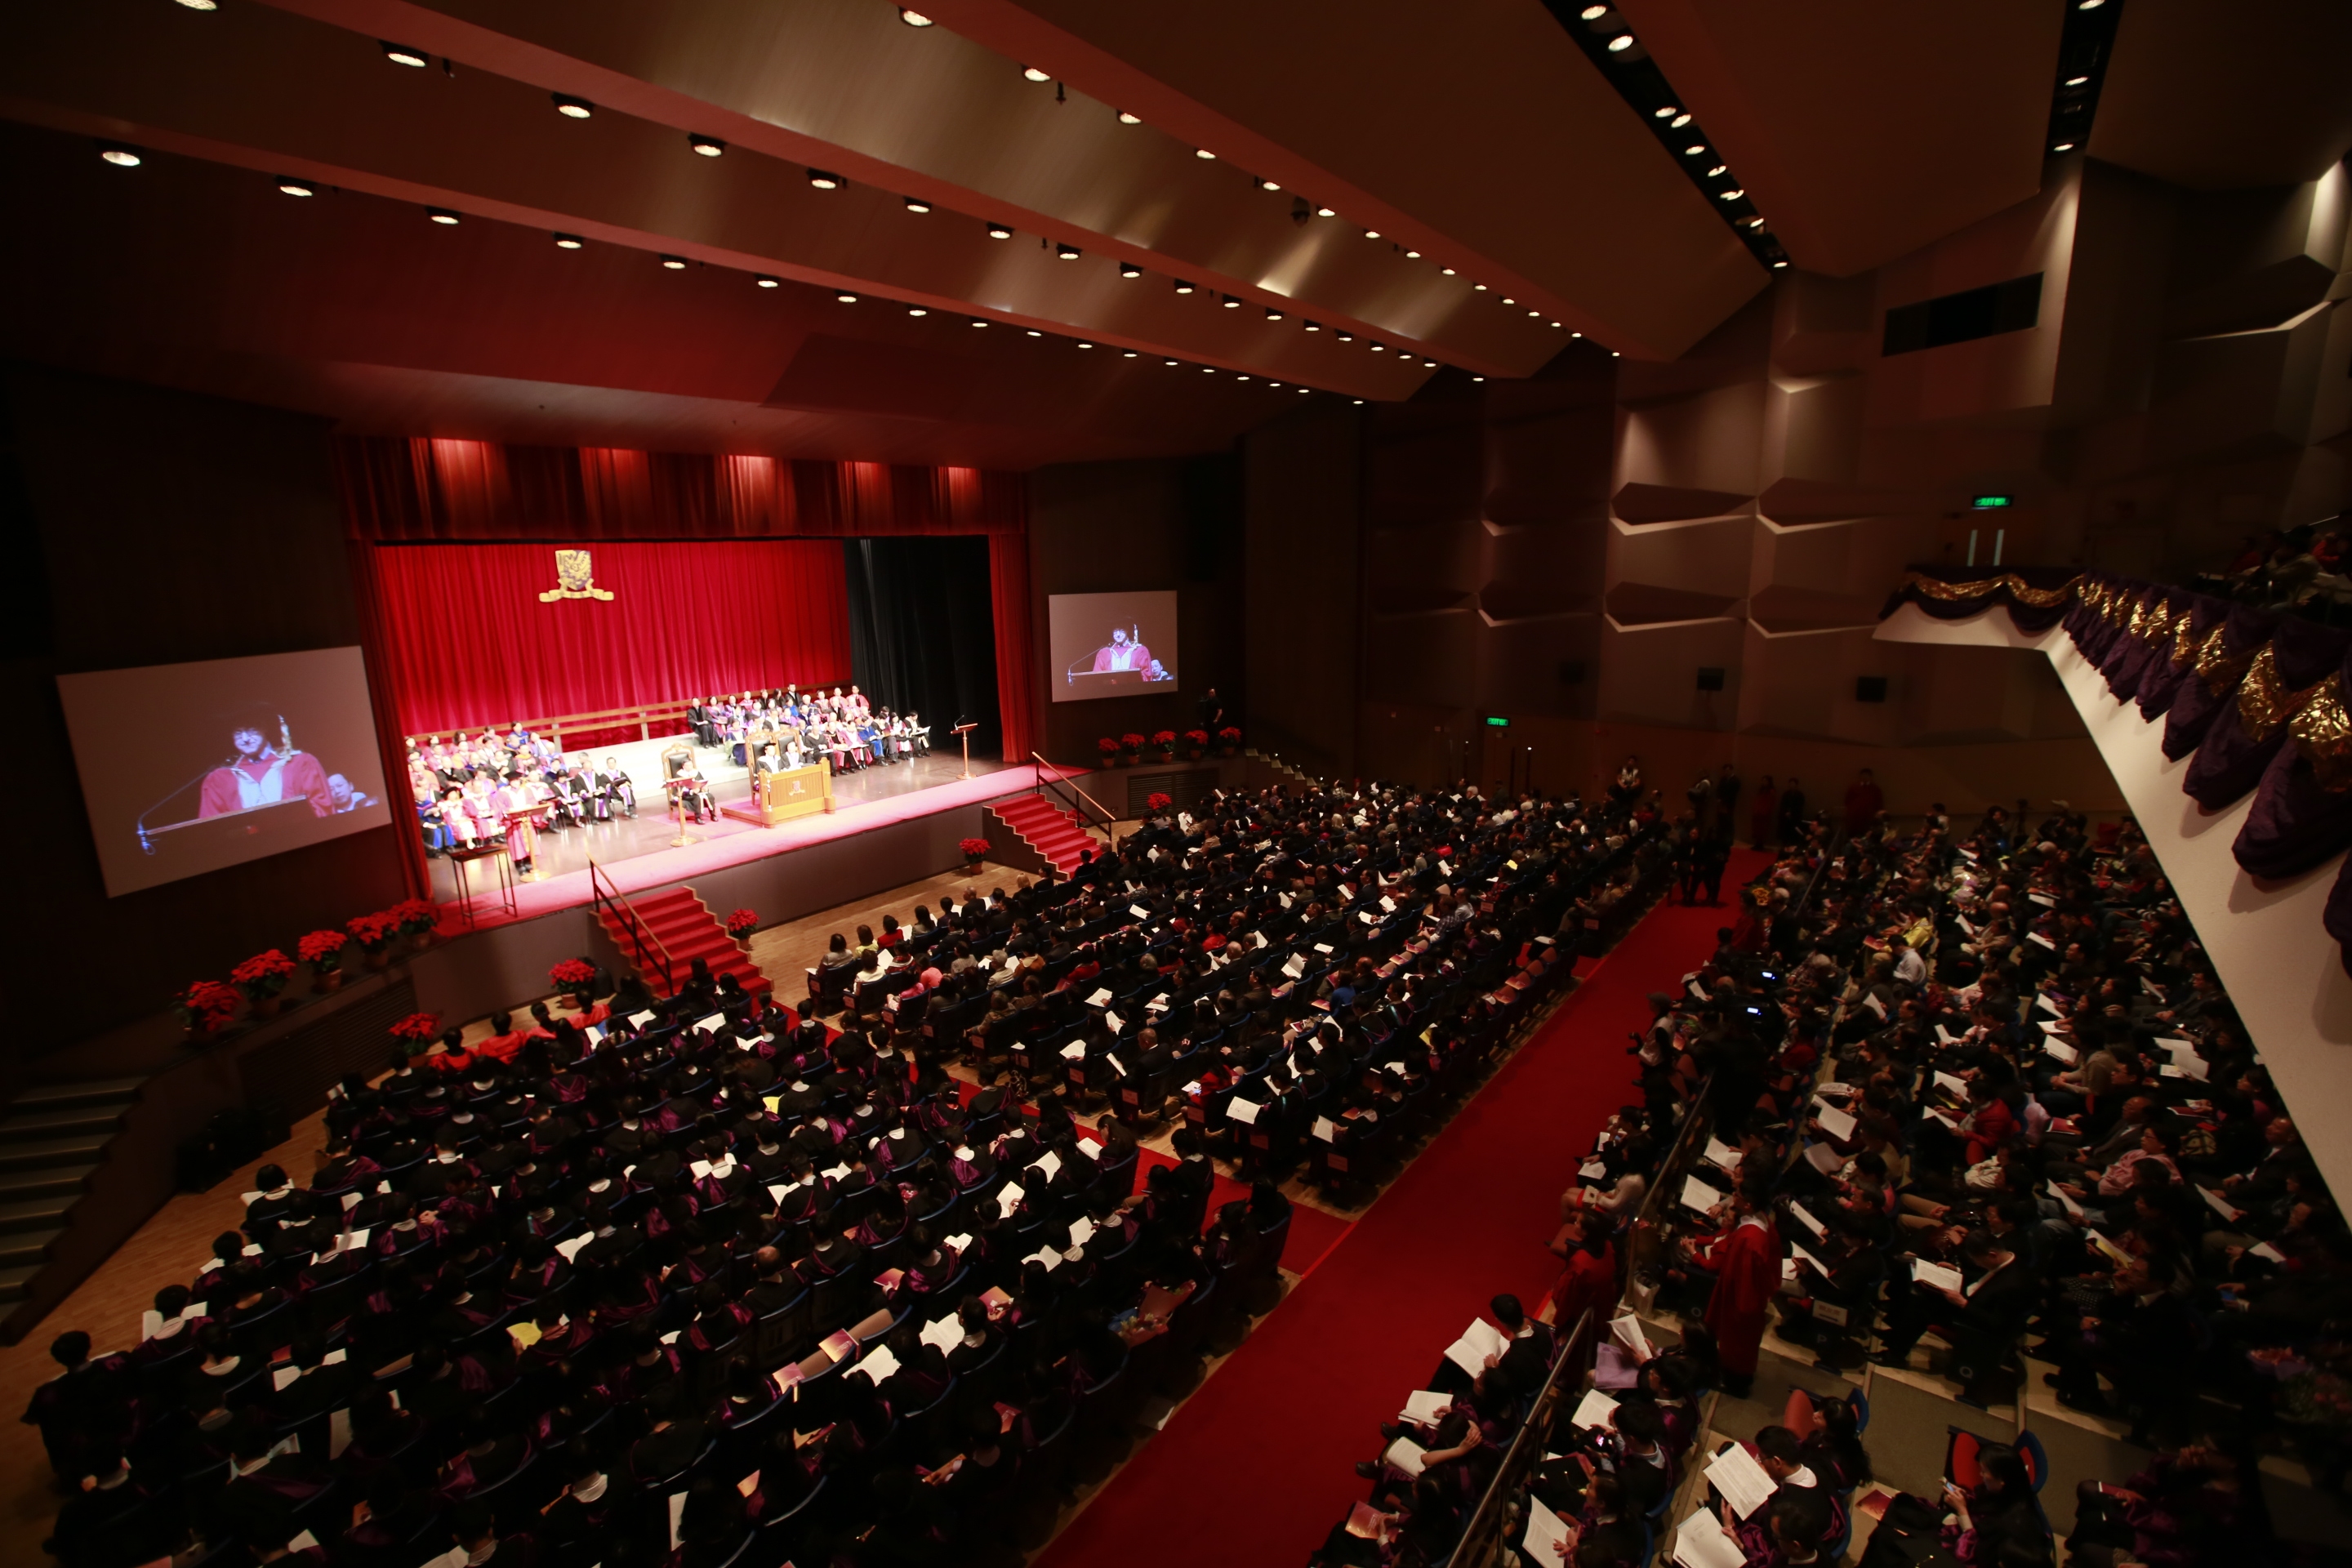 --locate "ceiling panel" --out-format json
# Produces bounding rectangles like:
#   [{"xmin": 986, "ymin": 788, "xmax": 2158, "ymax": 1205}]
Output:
[{"xmin": 2091, "ymin": 0, "xmax": 2352, "ymax": 190}]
